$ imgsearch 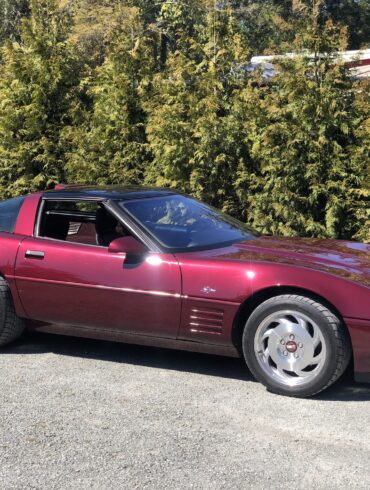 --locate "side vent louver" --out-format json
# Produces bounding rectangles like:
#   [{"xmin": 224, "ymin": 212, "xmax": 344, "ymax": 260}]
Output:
[{"xmin": 189, "ymin": 307, "xmax": 224, "ymax": 335}]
